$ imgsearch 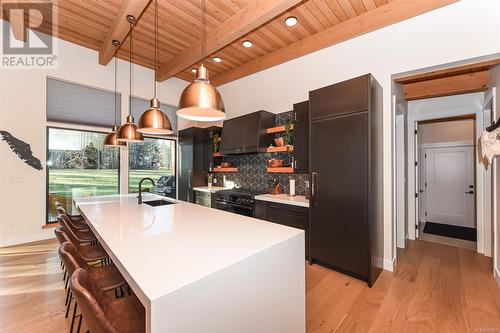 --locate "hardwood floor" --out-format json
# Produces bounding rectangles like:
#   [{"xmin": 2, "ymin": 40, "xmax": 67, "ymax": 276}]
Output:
[{"xmin": 1, "ymin": 239, "xmax": 499, "ymax": 332}]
